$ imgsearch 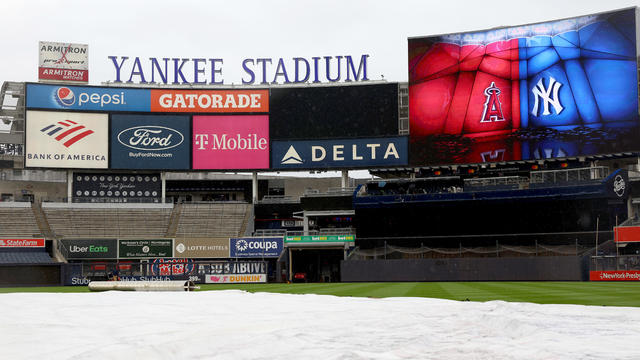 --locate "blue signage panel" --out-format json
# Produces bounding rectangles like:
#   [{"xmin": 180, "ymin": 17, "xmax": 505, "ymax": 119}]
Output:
[
  {"xmin": 229, "ymin": 237, "xmax": 283, "ymax": 258},
  {"xmin": 271, "ymin": 136, "xmax": 408, "ymax": 169},
  {"xmin": 110, "ymin": 114, "xmax": 190, "ymax": 169},
  {"xmin": 26, "ymin": 83, "xmax": 150, "ymax": 112}
]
